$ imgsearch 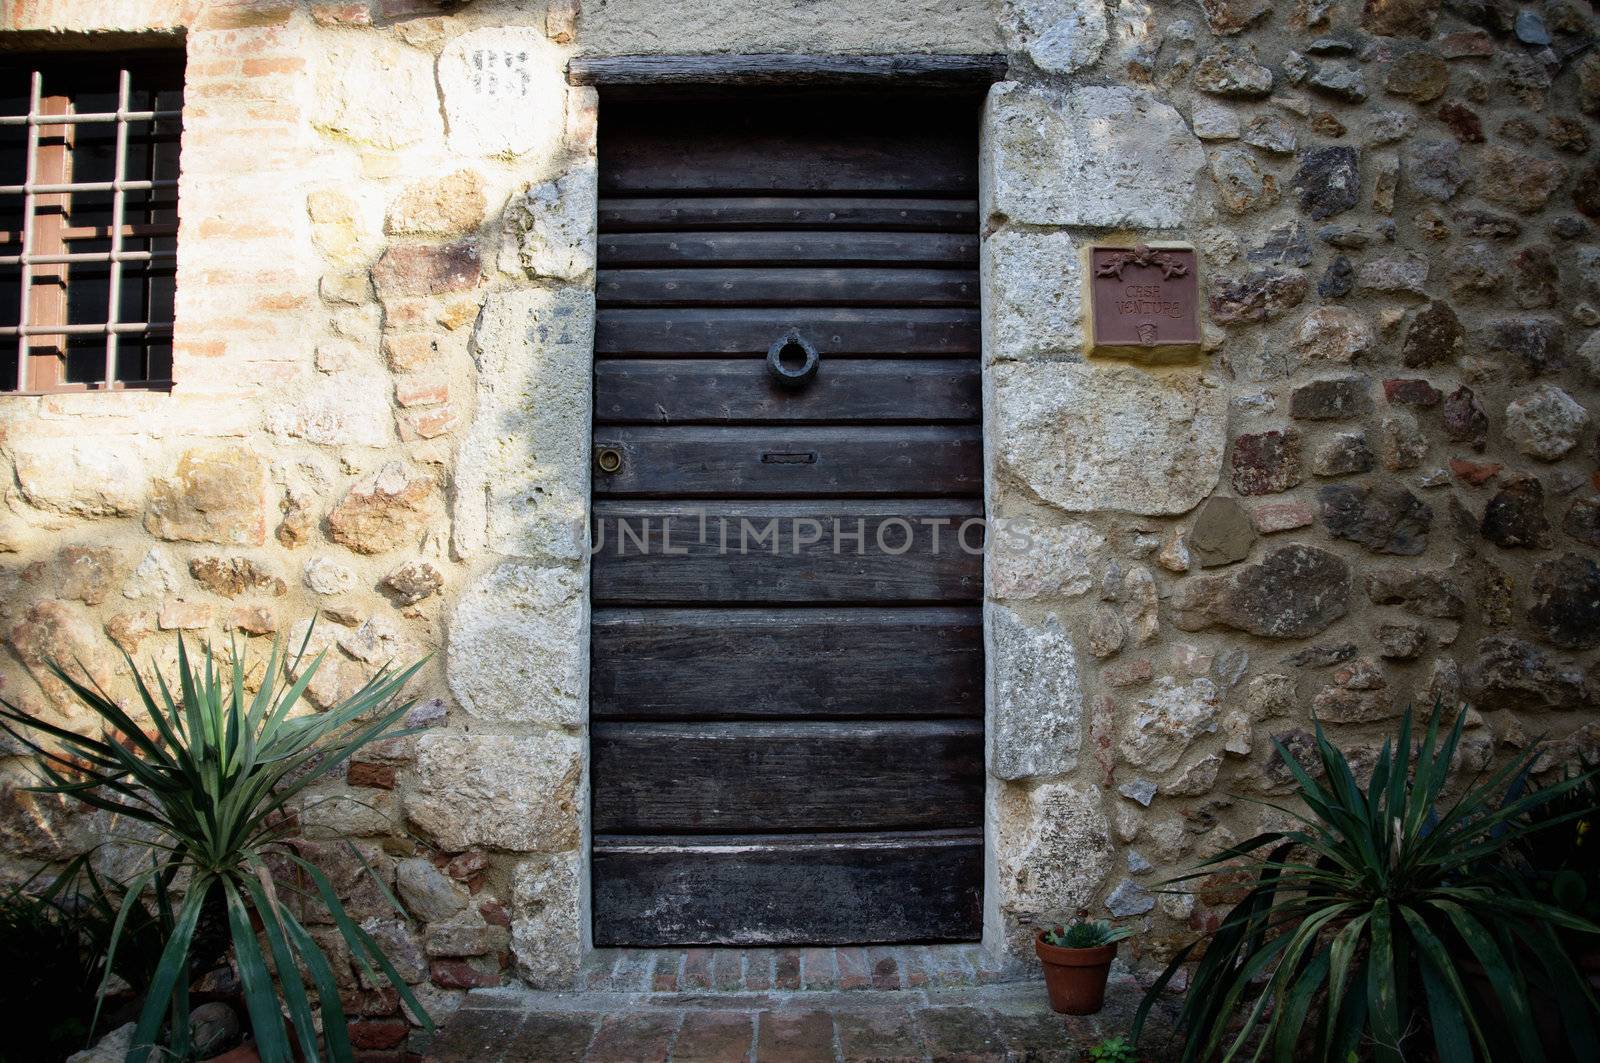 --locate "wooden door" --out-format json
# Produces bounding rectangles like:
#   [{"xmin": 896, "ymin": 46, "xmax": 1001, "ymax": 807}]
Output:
[{"xmin": 589, "ymin": 94, "xmax": 984, "ymax": 946}]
